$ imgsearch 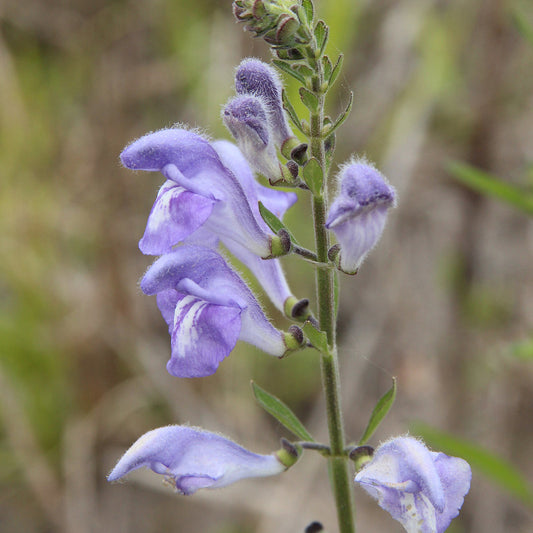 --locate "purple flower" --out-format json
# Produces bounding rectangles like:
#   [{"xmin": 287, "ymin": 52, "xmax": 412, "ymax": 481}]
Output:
[
  {"xmin": 135, "ymin": 134, "xmax": 298, "ymax": 314},
  {"xmin": 140, "ymin": 245, "xmax": 298, "ymax": 378},
  {"xmin": 107, "ymin": 425, "xmax": 287, "ymax": 494},
  {"xmin": 235, "ymin": 58, "xmax": 293, "ymax": 148},
  {"xmin": 354, "ymin": 436, "xmax": 471, "ymax": 533},
  {"xmin": 121, "ymin": 128, "xmax": 276, "ymax": 258},
  {"xmin": 325, "ymin": 159, "xmax": 396, "ymax": 274}
]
